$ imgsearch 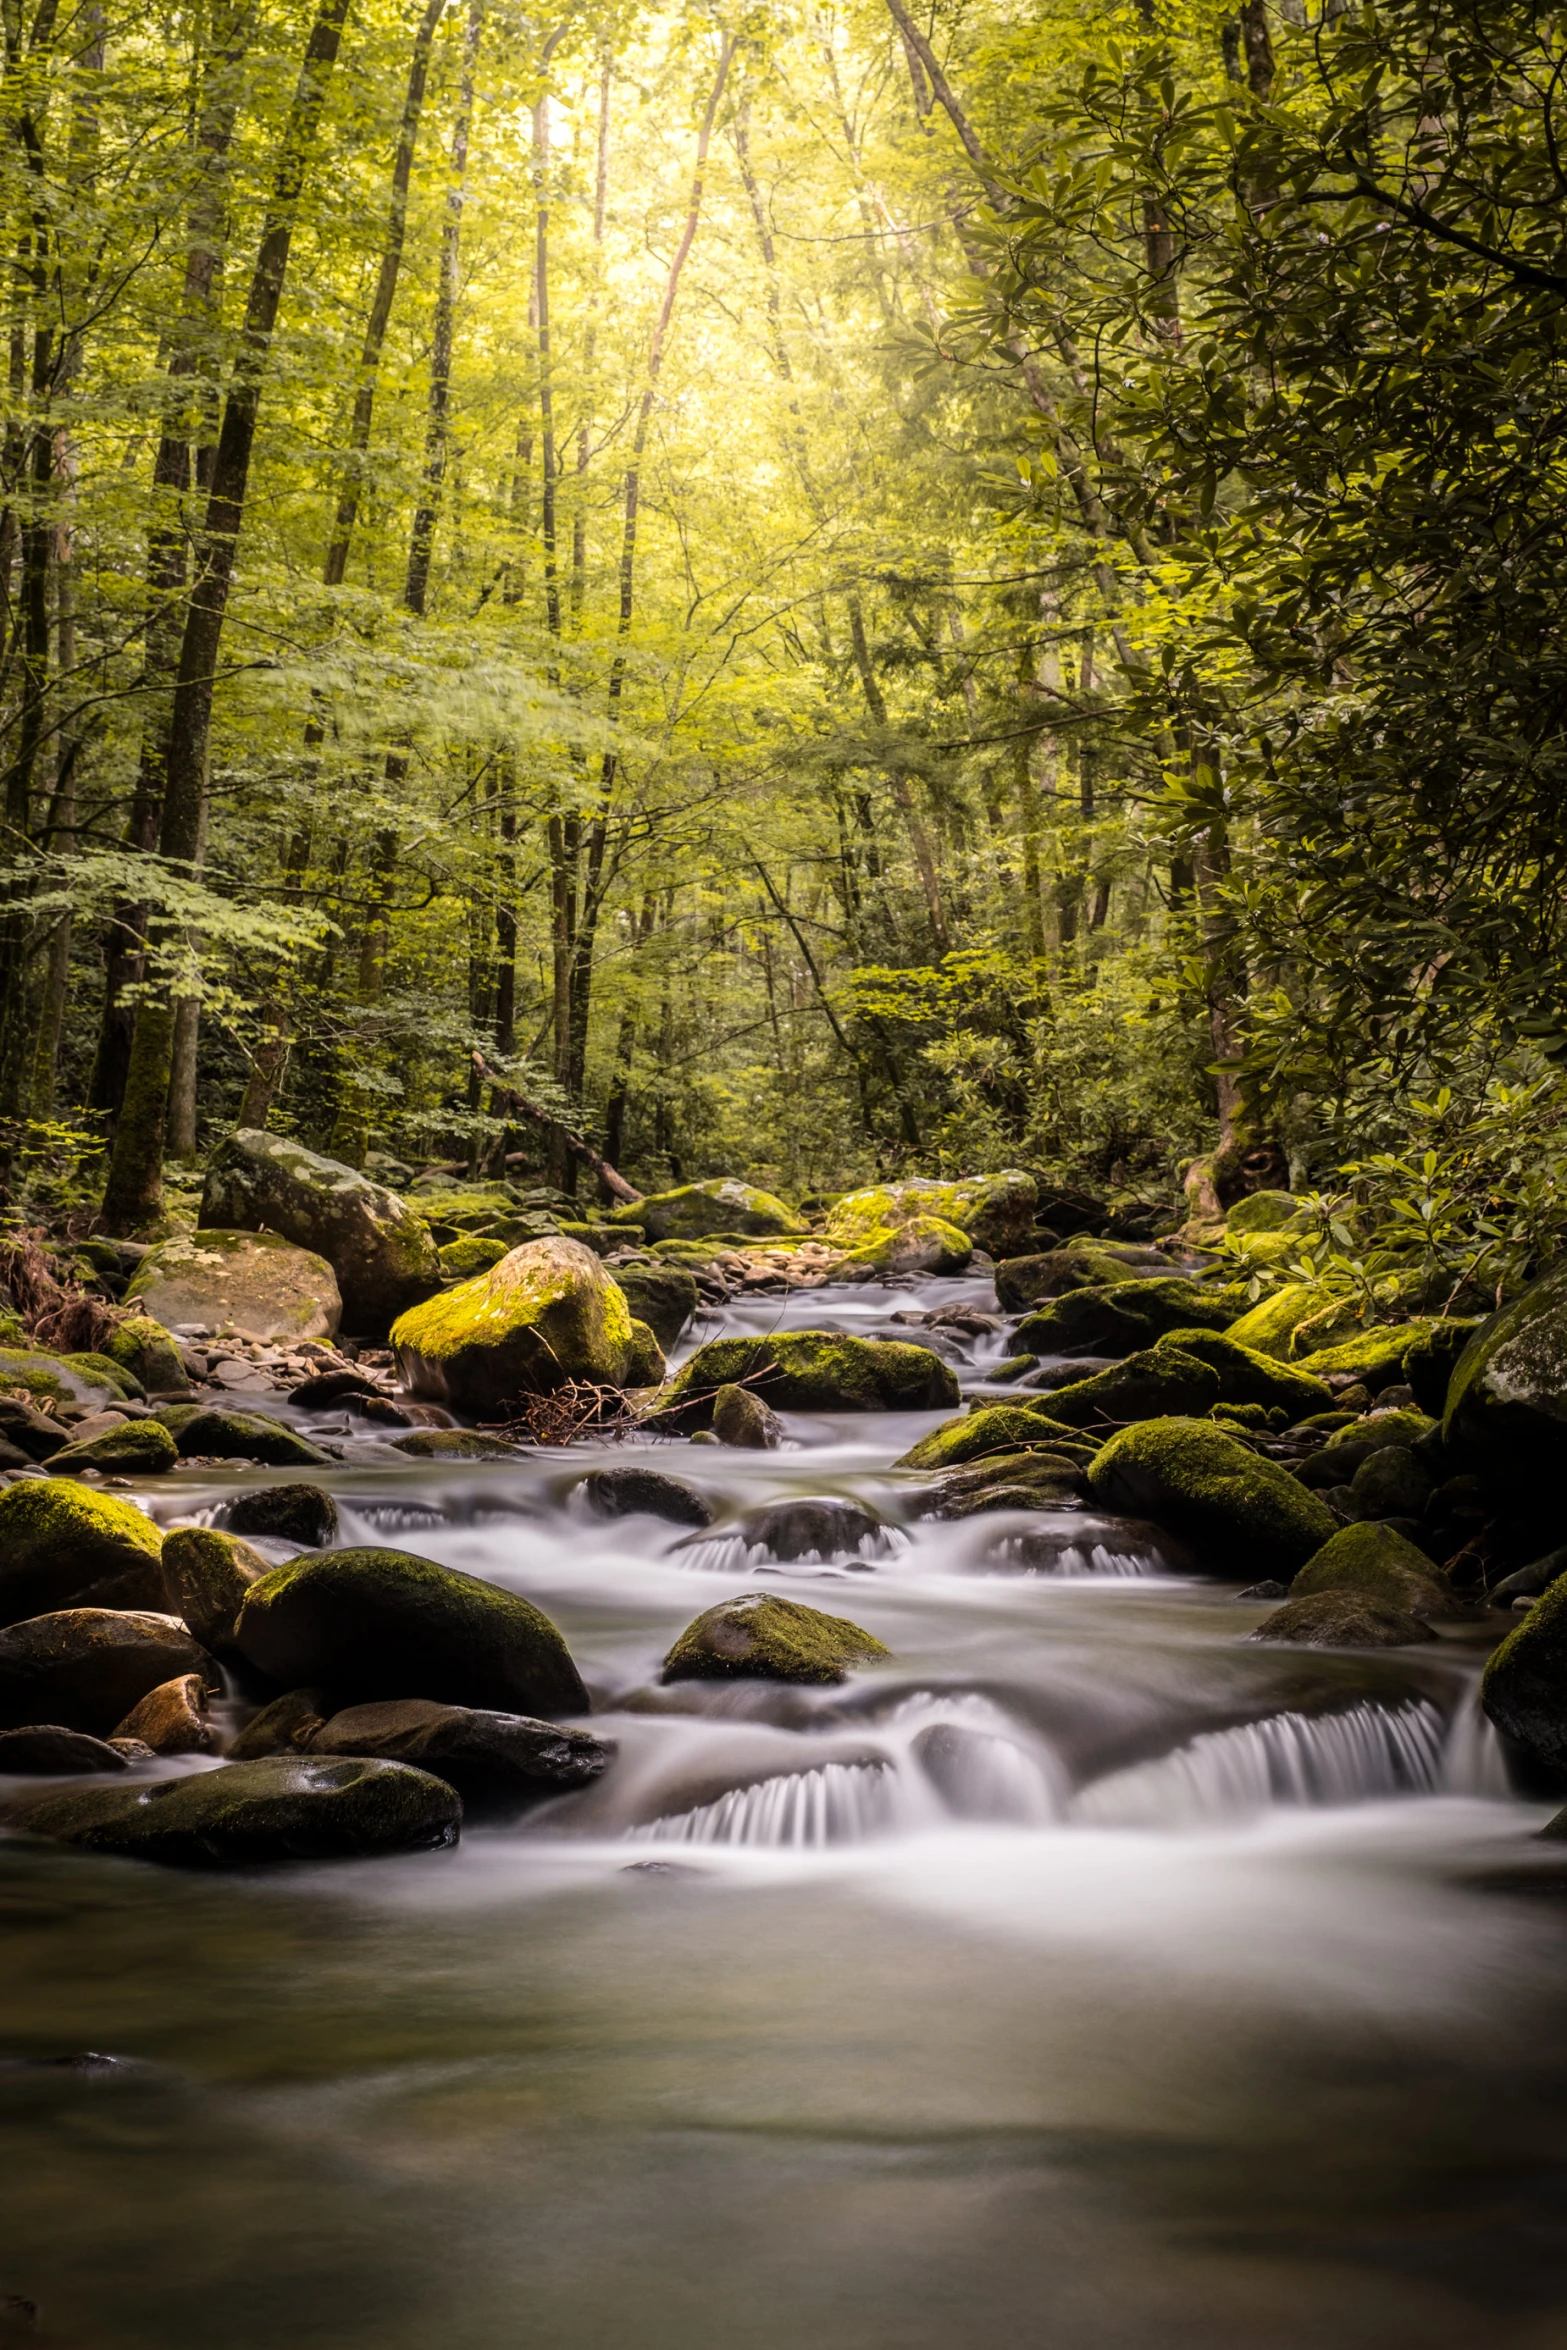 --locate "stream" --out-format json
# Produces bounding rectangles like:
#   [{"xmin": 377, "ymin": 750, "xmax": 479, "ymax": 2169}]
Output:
[{"xmin": 5, "ymin": 1270, "xmax": 1567, "ymax": 2348}]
